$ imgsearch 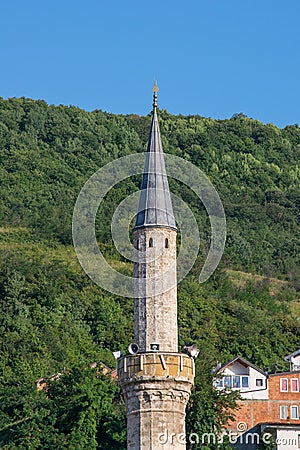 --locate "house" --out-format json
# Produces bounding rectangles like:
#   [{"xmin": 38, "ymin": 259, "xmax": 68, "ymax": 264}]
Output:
[
  {"xmin": 36, "ymin": 372, "xmax": 63, "ymax": 392},
  {"xmin": 215, "ymin": 356, "xmax": 268, "ymax": 399},
  {"xmin": 216, "ymin": 354, "xmax": 300, "ymax": 449},
  {"xmin": 285, "ymin": 350, "xmax": 300, "ymax": 372}
]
